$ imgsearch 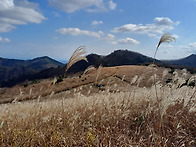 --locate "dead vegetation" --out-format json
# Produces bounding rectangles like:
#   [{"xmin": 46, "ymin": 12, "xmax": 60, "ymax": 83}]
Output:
[
  {"xmin": 0, "ymin": 84, "xmax": 195, "ymax": 146},
  {"xmin": 0, "ymin": 65, "xmax": 192, "ymax": 104},
  {"xmin": 0, "ymin": 65, "xmax": 195, "ymax": 146}
]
